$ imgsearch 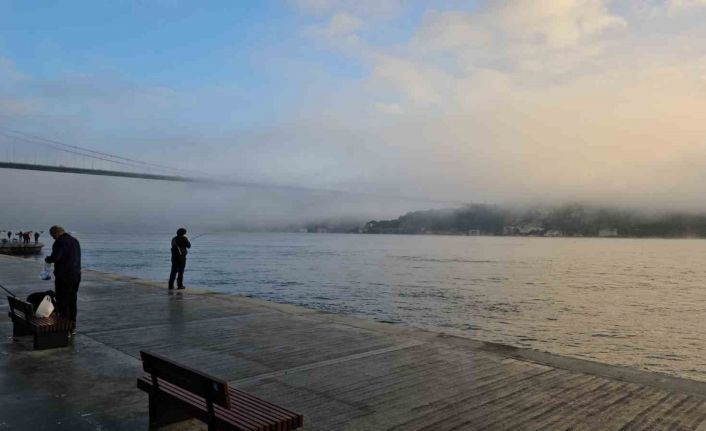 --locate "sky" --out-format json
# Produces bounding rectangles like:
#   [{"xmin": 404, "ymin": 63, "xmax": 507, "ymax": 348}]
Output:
[{"xmin": 2, "ymin": 0, "xmax": 706, "ymax": 230}]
